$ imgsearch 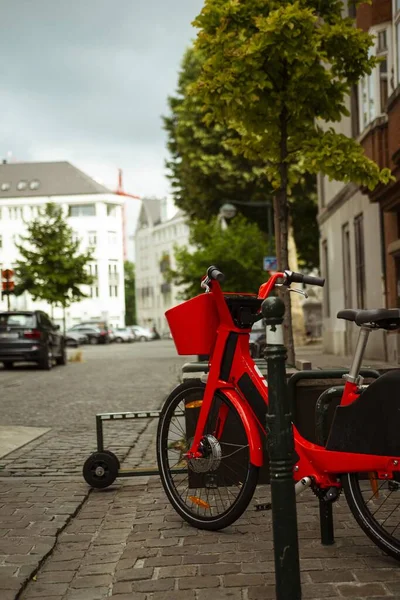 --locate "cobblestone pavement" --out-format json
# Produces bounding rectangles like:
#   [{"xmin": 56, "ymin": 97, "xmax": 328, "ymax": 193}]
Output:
[
  {"xmin": 3, "ymin": 343, "xmax": 400, "ymax": 599},
  {"xmin": 19, "ymin": 459, "xmax": 400, "ymax": 600},
  {"xmin": 0, "ymin": 341, "xmax": 187, "ymax": 598}
]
